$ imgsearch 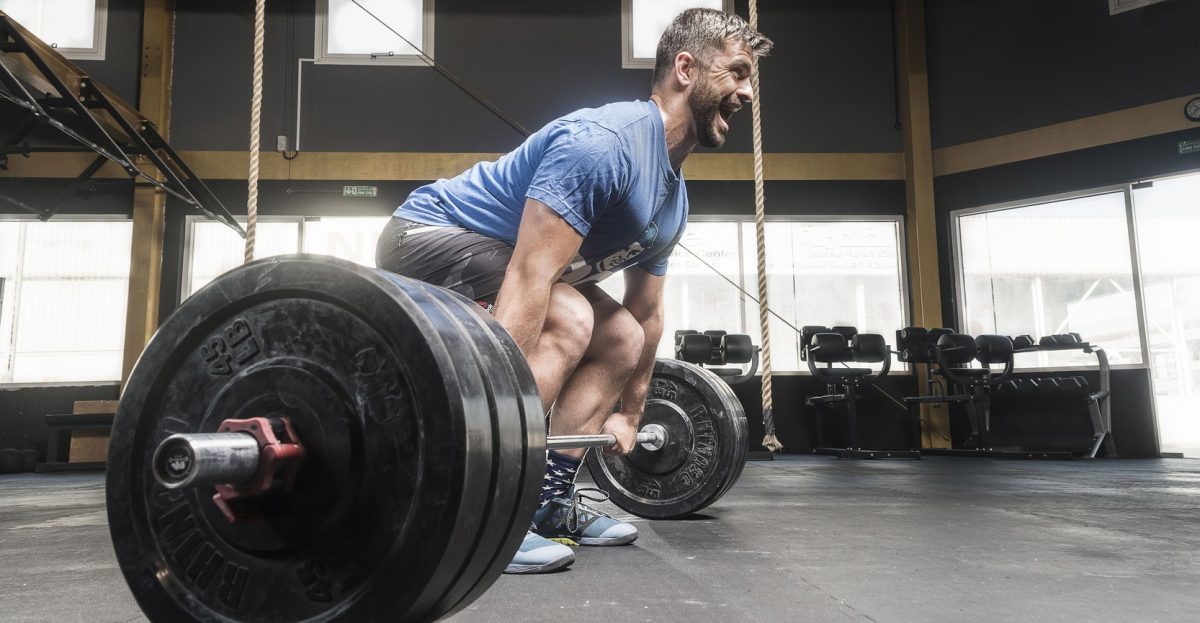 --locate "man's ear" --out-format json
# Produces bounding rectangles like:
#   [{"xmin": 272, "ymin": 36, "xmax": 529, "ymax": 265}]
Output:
[{"xmin": 673, "ymin": 51, "xmax": 698, "ymax": 88}]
